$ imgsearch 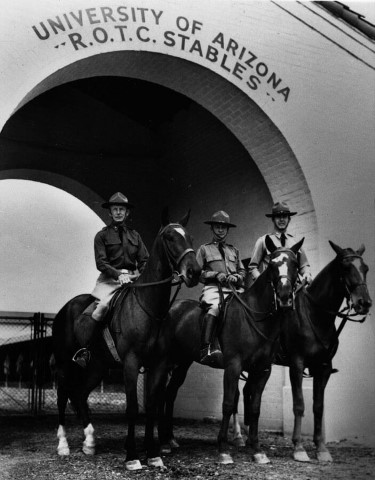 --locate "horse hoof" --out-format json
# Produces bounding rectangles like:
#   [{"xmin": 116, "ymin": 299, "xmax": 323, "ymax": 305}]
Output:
[
  {"xmin": 169, "ymin": 438, "xmax": 180, "ymax": 449},
  {"xmin": 160, "ymin": 444, "xmax": 172, "ymax": 454},
  {"xmin": 293, "ymin": 450, "xmax": 311, "ymax": 462},
  {"xmin": 317, "ymin": 451, "xmax": 333, "ymax": 462},
  {"xmin": 147, "ymin": 457, "xmax": 164, "ymax": 468},
  {"xmin": 126, "ymin": 459, "xmax": 143, "ymax": 471},
  {"xmin": 233, "ymin": 436, "xmax": 246, "ymax": 448},
  {"xmin": 218, "ymin": 453, "xmax": 234, "ymax": 464},
  {"xmin": 57, "ymin": 446, "xmax": 70, "ymax": 456},
  {"xmin": 82, "ymin": 445, "xmax": 95, "ymax": 456},
  {"xmin": 253, "ymin": 452, "xmax": 270, "ymax": 464}
]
